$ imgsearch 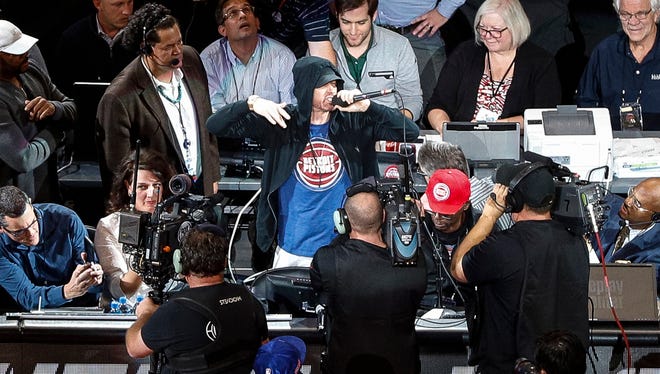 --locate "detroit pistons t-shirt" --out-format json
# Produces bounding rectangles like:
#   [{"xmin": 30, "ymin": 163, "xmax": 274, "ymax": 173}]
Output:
[{"xmin": 277, "ymin": 122, "xmax": 351, "ymax": 257}]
